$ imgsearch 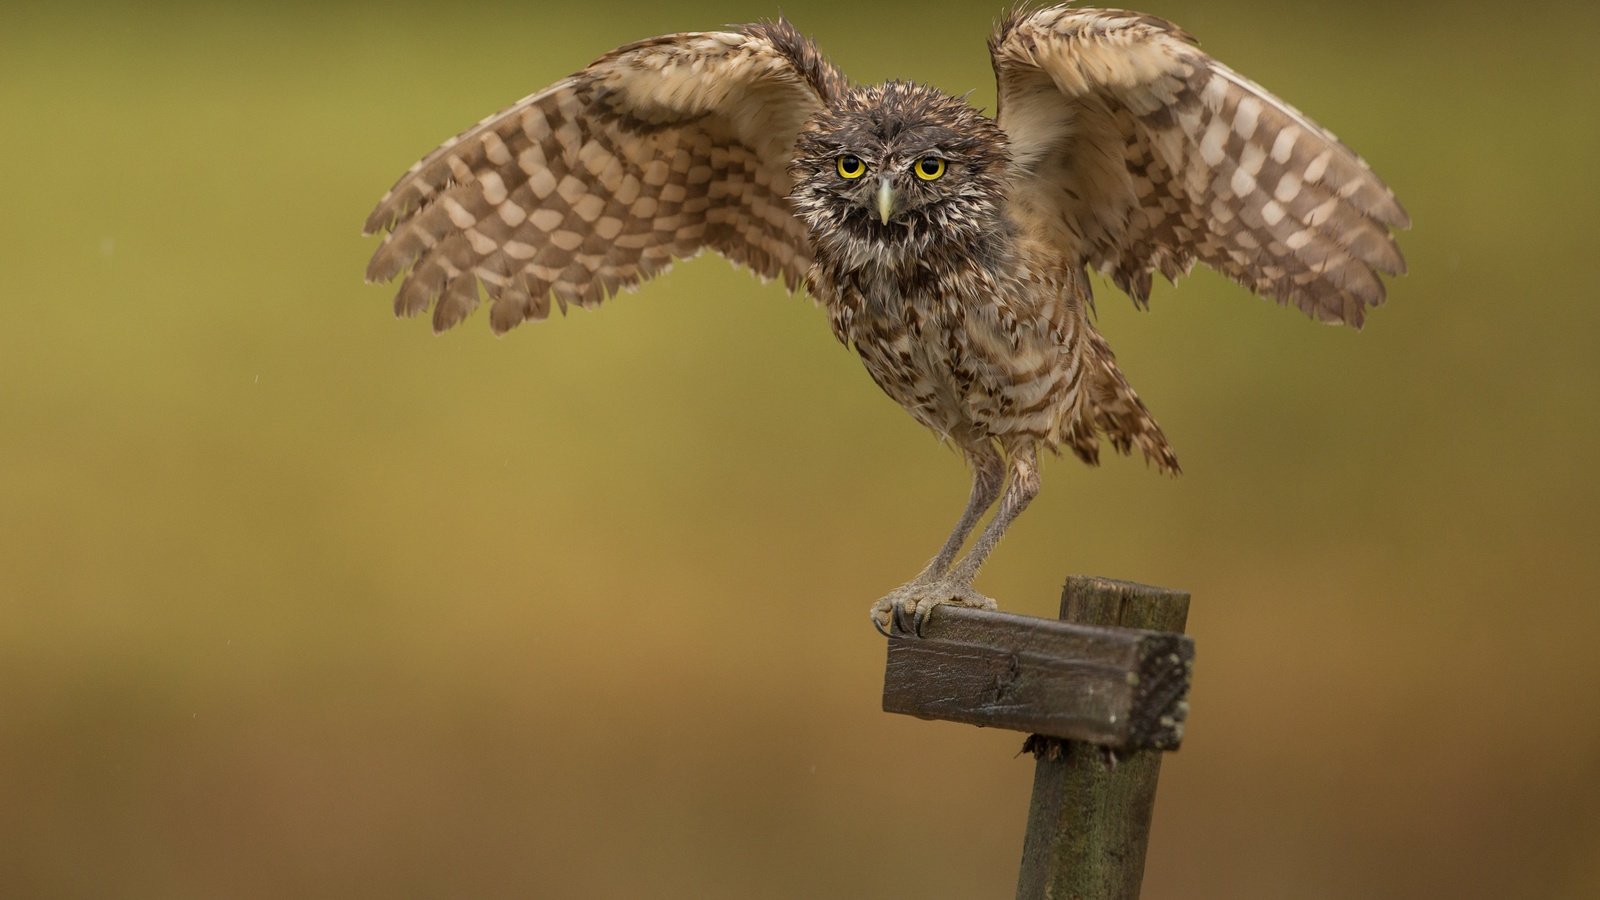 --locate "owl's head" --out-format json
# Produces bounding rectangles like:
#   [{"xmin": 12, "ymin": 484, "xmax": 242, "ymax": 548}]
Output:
[{"xmin": 789, "ymin": 81, "xmax": 1010, "ymax": 269}]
